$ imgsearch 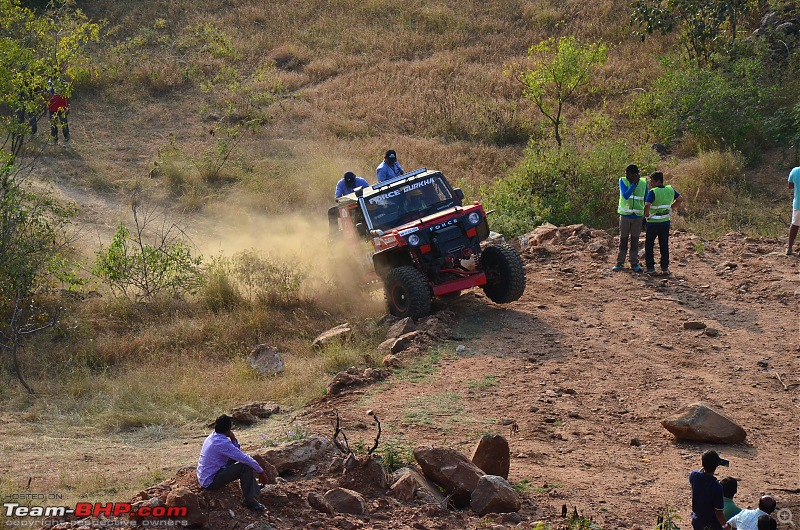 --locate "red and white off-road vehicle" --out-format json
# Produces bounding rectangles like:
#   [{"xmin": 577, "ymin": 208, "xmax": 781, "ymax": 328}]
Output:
[{"xmin": 328, "ymin": 168, "xmax": 525, "ymax": 318}]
